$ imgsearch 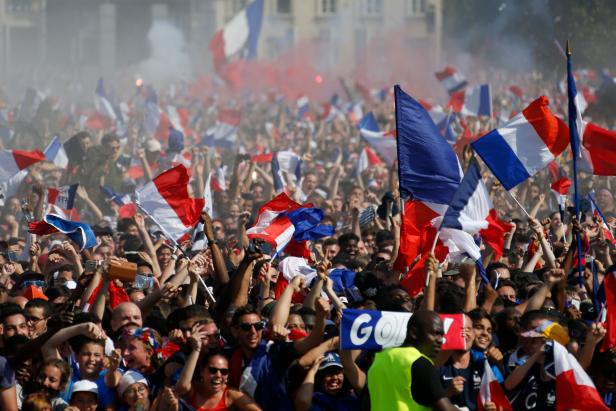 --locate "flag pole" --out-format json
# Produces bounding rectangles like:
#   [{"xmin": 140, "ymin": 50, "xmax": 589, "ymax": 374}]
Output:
[
  {"xmin": 566, "ymin": 41, "xmax": 585, "ymax": 287},
  {"xmin": 506, "ymin": 190, "xmax": 532, "ymax": 219},
  {"xmin": 134, "ymin": 199, "xmax": 216, "ymax": 304}
]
